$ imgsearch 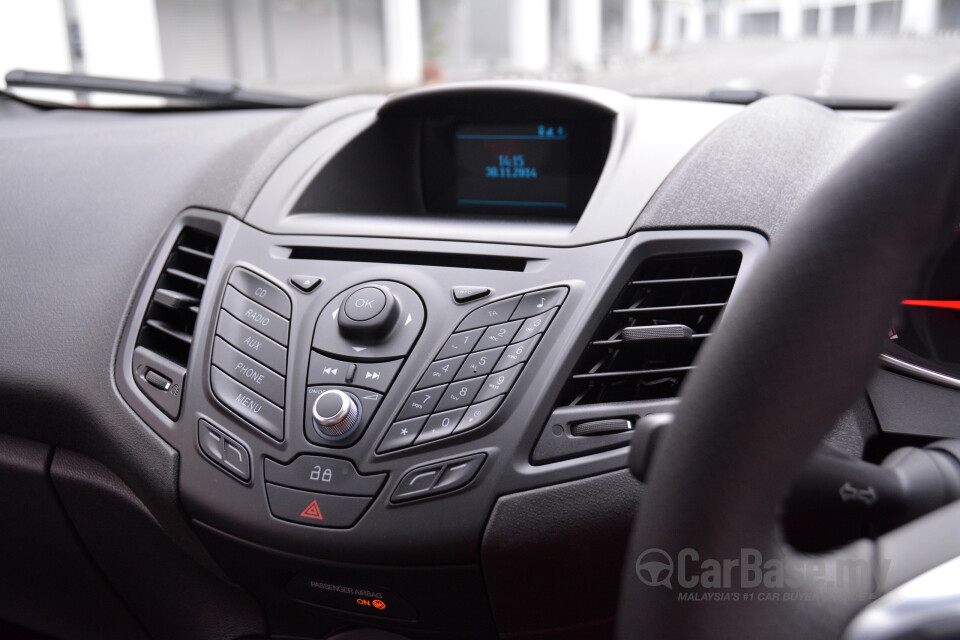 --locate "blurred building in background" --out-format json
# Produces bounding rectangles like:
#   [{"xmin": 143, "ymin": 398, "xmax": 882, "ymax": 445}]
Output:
[{"xmin": 0, "ymin": 0, "xmax": 955, "ymax": 100}]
